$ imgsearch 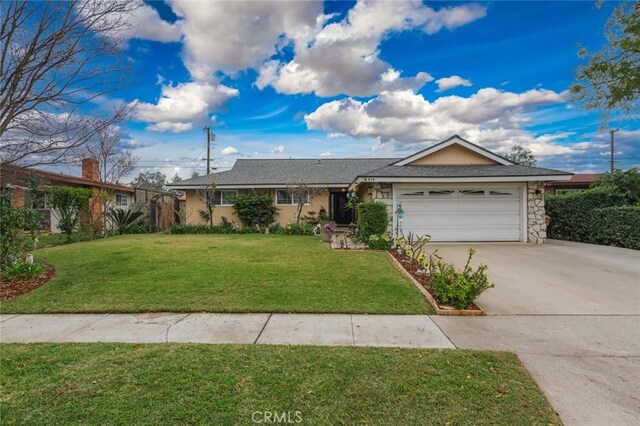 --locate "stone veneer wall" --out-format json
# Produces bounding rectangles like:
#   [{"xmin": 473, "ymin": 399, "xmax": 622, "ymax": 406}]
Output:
[
  {"xmin": 527, "ymin": 181, "xmax": 546, "ymax": 244},
  {"xmin": 370, "ymin": 183, "xmax": 394, "ymax": 233}
]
